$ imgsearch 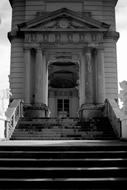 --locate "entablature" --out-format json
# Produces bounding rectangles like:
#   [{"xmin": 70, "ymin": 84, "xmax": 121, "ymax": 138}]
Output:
[
  {"xmin": 24, "ymin": 31, "xmax": 104, "ymax": 44},
  {"xmin": 8, "ymin": 7, "xmax": 119, "ymax": 43}
]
